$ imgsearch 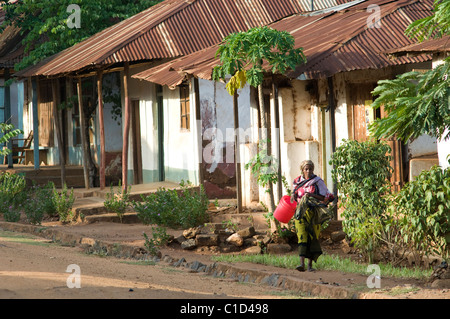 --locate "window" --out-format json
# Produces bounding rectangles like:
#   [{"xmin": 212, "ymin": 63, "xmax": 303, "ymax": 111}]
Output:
[{"xmin": 180, "ymin": 85, "xmax": 190, "ymax": 130}]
